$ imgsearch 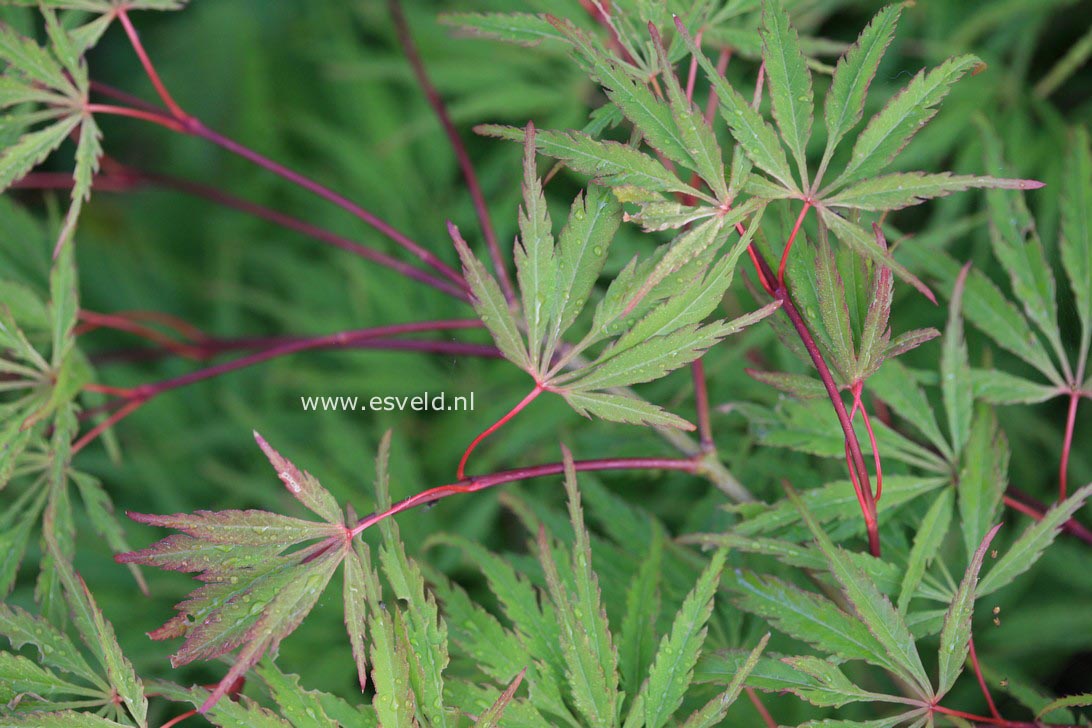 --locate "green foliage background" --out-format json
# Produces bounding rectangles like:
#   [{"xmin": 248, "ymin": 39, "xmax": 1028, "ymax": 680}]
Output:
[{"xmin": 1, "ymin": 0, "xmax": 1091, "ymax": 725}]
